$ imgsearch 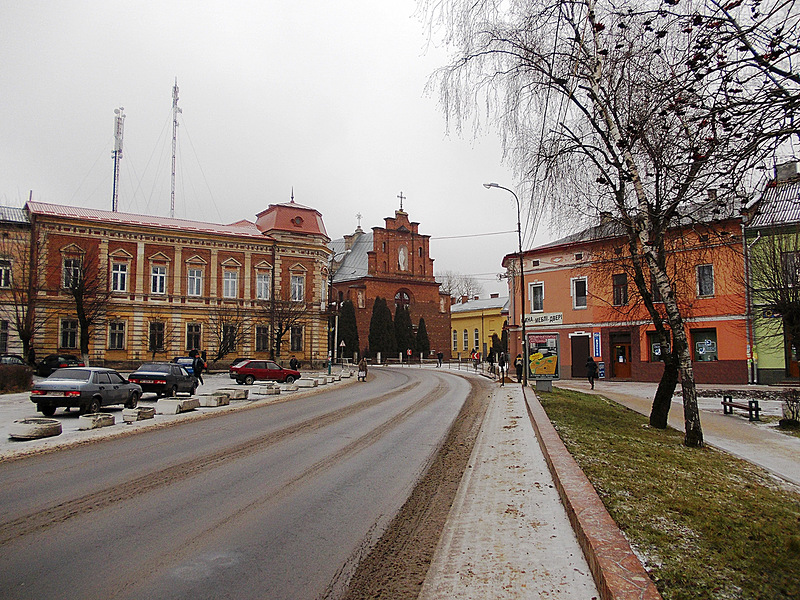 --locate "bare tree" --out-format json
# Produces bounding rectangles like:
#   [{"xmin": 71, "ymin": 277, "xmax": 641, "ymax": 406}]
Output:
[
  {"xmin": 264, "ymin": 299, "xmax": 315, "ymax": 360},
  {"xmin": 422, "ymin": 0, "xmax": 798, "ymax": 446},
  {"xmin": 437, "ymin": 269, "xmax": 485, "ymax": 300},
  {"xmin": 137, "ymin": 310, "xmax": 181, "ymax": 361},
  {"xmin": 207, "ymin": 304, "xmax": 253, "ymax": 364},
  {"xmin": 0, "ymin": 225, "xmax": 49, "ymax": 364},
  {"xmin": 62, "ymin": 245, "xmax": 113, "ymax": 366}
]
